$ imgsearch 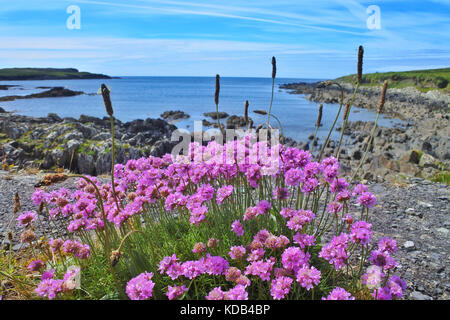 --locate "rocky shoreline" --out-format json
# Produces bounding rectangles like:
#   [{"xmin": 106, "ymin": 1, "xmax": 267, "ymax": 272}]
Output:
[
  {"xmin": 0, "ymin": 111, "xmax": 177, "ymax": 176},
  {"xmin": 281, "ymin": 81, "xmax": 449, "ymax": 184}
]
